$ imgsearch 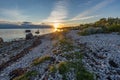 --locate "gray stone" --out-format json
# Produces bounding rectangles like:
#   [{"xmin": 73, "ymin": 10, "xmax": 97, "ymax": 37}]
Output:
[
  {"xmin": 109, "ymin": 60, "xmax": 118, "ymax": 68},
  {"xmin": 26, "ymin": 33, "xmax": 33, "ymax": 40},
  {"xmin": 0, "ymin": 37, "xmax": 3, "ymax": 44}
]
